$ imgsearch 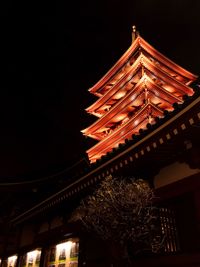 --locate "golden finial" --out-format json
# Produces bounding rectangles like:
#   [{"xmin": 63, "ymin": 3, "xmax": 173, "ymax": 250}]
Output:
[{"xmin": 132, "ymin": 25, "xmax": 140, "ymax": 43}]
